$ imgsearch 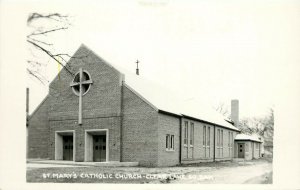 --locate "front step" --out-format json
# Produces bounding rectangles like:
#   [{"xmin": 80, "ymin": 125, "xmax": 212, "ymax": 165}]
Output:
[{"xmin": 27, "ymin": 159, "xmax": 139, "ymax": 167}]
